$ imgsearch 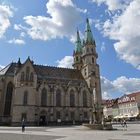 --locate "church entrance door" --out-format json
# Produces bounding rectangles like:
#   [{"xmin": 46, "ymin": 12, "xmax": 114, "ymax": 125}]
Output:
[{"xmin": 39, "ymin": 115, "xmax": 46, "ymax": 126}]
